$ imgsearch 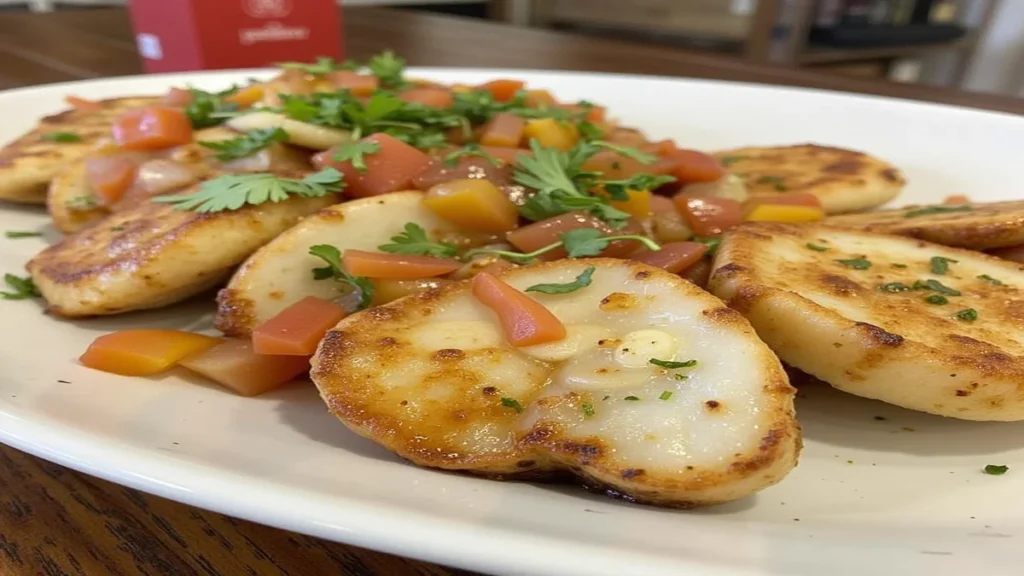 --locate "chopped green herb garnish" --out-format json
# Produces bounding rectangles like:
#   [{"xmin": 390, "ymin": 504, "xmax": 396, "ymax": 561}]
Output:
[
  {"xmin": 463, "ymin": 228, "xmax": 659, "ymax": 263},
  {"xmin": 624, "ymin": 396, "xmax": 640, "ymax": 401},
  {"xmin": 198, "ymin": 127, "xmax": 288, "ymax": 161},
  {"xmin": 925, "ymin": 294, "xmax": 948, "ymax": 305},
  {"xmin": 184, "ymin": 88, "xmax": 240, "ymax": 129},
  {"xmin": 65, "ymin": 195, "xmax": 97, "ymax": 211},
  {"xmin": 308, "ymin": 244, "xmax": 374, "ymax": 310},
  {"xmin": 332, "ymin": 140, "xmax": 382, "ymax": 173},
  {"xmin": 378, "ymin": 222, "xmax": 457, "ymax": 258},
  {"xmin": 41, "ymin": 131, "xmax": 82, "ymax": 143},
  {"xmin": 110, "ymin": 225, "xmax": 125, "ymax": 232},
  {"xmin": 1, "ymin": 274, "xmax": 39, "ymax": 300},
  {"xmin": 836, "ymin": 258, "xmax": 871, "ymax": 270},
  {"xmin": 978, "ymin": 274, "xmax": 1003, "ymax": 286},
  {"xmin": 658, "ymin": 391, "xmax": 673, "ymax": 401},
  {"xmin": 756, "ymin": 175, "xmax": 787, "ymax": 191},
  {"xmin": 367, "ymin": 51, "xmax": 408, "ymax": 89},
  {"xmin": 984, "ymin": 464, "xmax": 1009, "ymax": 475},
  {"xmin": 805, "ymin": 242, "xmax": 829, "ymax": 252},
  {"xmin": 674, "ymin": 374, "xmax": 688, "ymax": 381},
  {"xmin": 649, "ymin": 358, "xmax": 697, "ymax": 369},
  {"xmin": 443, "ymin": 143, "xmax": 501, "ymax": 167},
  {"xmin": 4, "ymin": 231, "xmax": 41, "ymax": 238},
  {"xmin": 929, "ymin": 256, "xmax": 958, "ymax": 275},
  {"xmin": 277, "ymin": 56, "xmax": 356, "ymax": 76},
  {"xmin": 152, "ymin": 168, "xmax": 343, "ymax": 213},
  {"xmin": 953, "ymin": 308, "xmax": 978, "ymax": 322},
  {"xmin": 581, "ymin": 402, "xmax": 595, "ymax": 417},
  {"xmin": 525, "ymin": 266, "xmax": 595, "ymax": 295},
  {"xmin": 904, "ymin": 205, "xmax": 973, "ymax": 218},
  {"xmin": 500, "ymin": 397, "xmax": 523, "ymax": 413},
  {"xmin": 719, "ymin": 155, "xmax": 748, "ymax": 166},
  {"xmin": 602, "ymin": 395, "xmax": 610, "ymax": 401},
  {"xmin": 878, "ymin": 282, "xmax": 910, "ymax": 293},
  {"xmin": 694, "ymin": 236, "xmax": 722, "ymax": 256},
  {"xmin": 891, "ymin": 263, "xmax": 908, "ymax": 269},
  {"xmin": 914, "ymin": 279, "xmax": 961, "ymax": 296}
]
